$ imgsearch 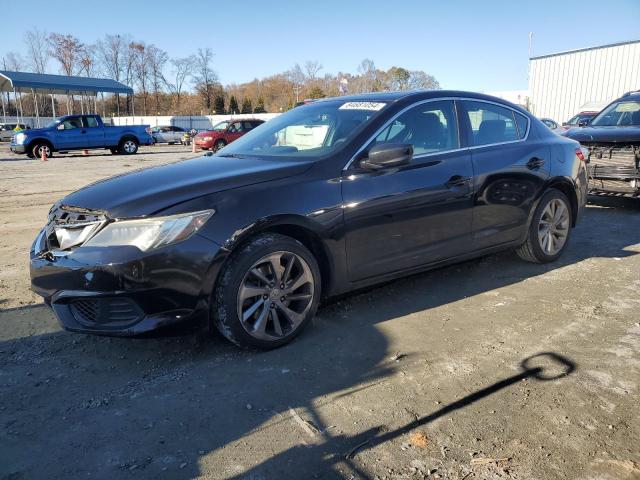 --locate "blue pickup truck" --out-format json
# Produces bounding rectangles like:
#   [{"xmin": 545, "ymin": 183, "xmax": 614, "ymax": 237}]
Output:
[{"xmin": 10, "ymin": 114, "xmax": 154, "ymax": 157}]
